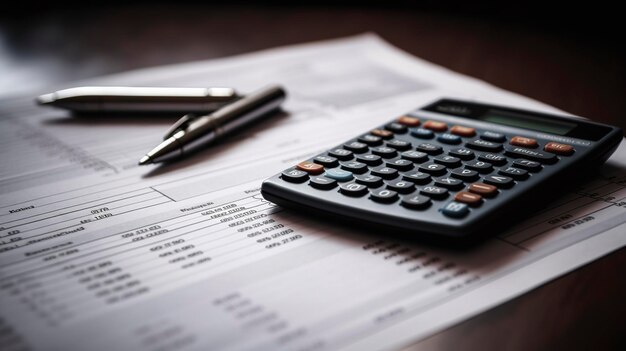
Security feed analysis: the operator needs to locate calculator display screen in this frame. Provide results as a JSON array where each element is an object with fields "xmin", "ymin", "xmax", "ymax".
[{"xmin": 480, "ymin": 110, "xmax": 577, "ymax": 135}]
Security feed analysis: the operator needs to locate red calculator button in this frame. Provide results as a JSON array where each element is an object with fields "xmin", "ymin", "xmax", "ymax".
[
  {"xmin": 450, "ymin": 125, "xmax": 476, "ymax": 137},
  {"xmin": 397, "ymin": 116, "xmax": 420, "ymax": 127},
  {"xmin": 510, "ymin": 136, "xmax": 538, "ymax": 148},
  {"xmin": 296, "ymin": 161, "xmax": 324, "ymax": 175},
  {"xmin": 423, "ymin": 120, "xmax": 448, "ymax": 132},
  {"xmin": 544, "ymin": 142, "xmax": 574, "ymax": 156}
]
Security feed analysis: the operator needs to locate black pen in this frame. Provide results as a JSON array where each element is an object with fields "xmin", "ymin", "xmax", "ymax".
[
  {"xmin": 138, "ymin": 85, "xmax": 286, "ymax": 165},
  {"xmin": 36, "ymin": 86, "xmax": 240, "ymax": 113}
]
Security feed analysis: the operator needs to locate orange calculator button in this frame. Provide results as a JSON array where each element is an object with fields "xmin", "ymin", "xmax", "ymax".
[
  {"xmin": 454, "ymin": 191, "xmax": 482, "ymax": 206},
  {"xmin": 371, "ymin": 129, "xmax": 394, "ymax": 139},
  {"xmin": 544, "ymin": 142, "xmax": 574, "ymax": 156},
  {"xmin": 468, "ymin": 182, "xmax": 498, "ymax": 198},
  {"xmin": 423, "ymin": 120, "xmax": 448, "ymax": 132},
  {"xmin": 296, "ymin": 161, "xmax": 324, "ymax": 175},
  {"xmin": 510, "ymin": 136, "xmax": 538, "ymax": 148},
  {"xmin": 397, "ymin": 116, "xmax": 420, "ymax": 127},
  {"xmin": 450, "ymin": 125, "xmax": 476, "ymax": 137}
]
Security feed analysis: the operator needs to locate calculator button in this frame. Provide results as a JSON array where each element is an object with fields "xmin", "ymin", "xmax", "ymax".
[
  {"xmin": 386, "ymin": 139, "xmax": 412, "ymax": 150},
  {"xmin": 386, "ymin": 180, "xmax": 416, "ymax": 194},
  {"xmin": 402, "ymin": 171, "xmax": 432, "ymax": 185},
  {"xmin": 410, "ymin": 128, "xmax": 435, "ymax": 139},
  {"xmin": 433, "ymin": 155, "xmax": 461, "ymax": 168},
  {"xmin": 309, "ymin": 176, "xmax": 337, "ymax": 190},
  {"xmin": 465, "ymin": 160, "xmax": 493, "ymax": 173},
  {"xmin": 468, "ymin": 182, "xmax": 498, "ymax": 198},
  {"xmin": 328, "ymin": 148, "xmax": 353, "ymax": 160},
  {"xmin": 420, "ymin": 185, "xmax": 449, "ymax": 199},
  {"xmin": 450, "ymin": 125, "xmax": 476, "ymax": 137},
  {"xmin": 544, "ymin": 142, "xmax": 575, "ymax": 156},
  {"xmin": 356, "ymin": 154, "xmax": 382, "ymax": 166},
  {"xmin": 401, "ymin": 150, "xmax": 428, "ymax": 163},
  {"xmin": 371, "ymin": 129, "xmax": 394, "ymax": 139},
  {"xmin": 386, "ymin": 159, "xmax": 414, "ymax": 171},
  {"xmin": 341, "ymin": 161, "xmax": 368, "ymax": 174},
  {"xmin": 401, "ymin": 194, "xmax": 432, "ymax": 209},
  {"xmin": 454, "ymin": 191, "xmax": 482, "ymax": 206},
  {"xmin": 281, "ymin": 169, "xmax": 309, "ymax": 183},
  {"xmin": 498, "ymin": 166, "xmax": 529, "ymax": 180},
  {"xmin": 355, "ymin": 174, "xmax": 383, "ymax": 187},
  {"xmin": 385, "ymin": 122, "xmax": 408, "ymax": 133},
  {"xmin": 504, "ymin": 146, "xmax": 557, "ymax": 164},
  {"xmin": 358, "ymin": 134, "xmax": 382, "ymax": 146},
  {"xmin": 314, "ymin": 155, "xmax": 338, "ymax": 167},
  {"xmin": 466, "ymin": 139, "xmax": 503, "ymax": 152},
  {"xmin": 434, "ymin": 176, "xmax": 464, "ymax": 190},
  {"xmin": 296, "ymin": 161, "xmax": 324, "ymax": 175},
  {"xmin": 372, "ymin": 146, "xmax": 398, "ymax": 158},
  {"xmin": 397, "ymin": 116, "xmax": 420, "ymax": 126},
  {"xmin": 481, "ymin": 131, "xmax": 506, "ymax": 143},
  {"xmin": 440, "ymin": 201, "xmax": 469, "ymax": 218},
  {"xmin": 483, "ymin": 175, "xmax": 514, "ymax": 188},
  {"xmin": 450, "ymin": 168, "xmax": 479, "ymax": 182},
  {"xmin": 423, "ymin": 120, "xmax": 448, "ymax": 132},
  {"xmin": 478, "ymin": 153, "xmax": 507, "ymax": 166},
  {"xmin": 418, "ymin": 162, "xmax": 447, "ymax": 176},
  {"xmin": 339, "ymin": 182, "xmax": 368, "ymax": 197},
  {"xmin": 371, "ymin": 166, "xmax": 399, "ymax": 179},
  {"xmin": 513, "ymin": 159, "xmax": 542, "ymax": 172},
  {"xmin": 437, "ymin": 133, "xmax": 462, "ymax": 145},
  {"xmin": 448, "ymin": 148, "xmax": 475, "ymax": 160},
  {"xmin": 324, "ymin": 168, "xmax": 354, "ymax": 182},
  {"xmin": 343, "ymin": 141, "xmax": 369, "ymax": 153},
  {"xmin": 370, "ymin": 189, "xmax": 399, "ymax": 203},
  {"xmin": 510, "ymin": 136, "xmax": 538, "ymax": 148},
  {"xmin": 416, "ymin": 143, "xmax": 443, "ymax": 155}
]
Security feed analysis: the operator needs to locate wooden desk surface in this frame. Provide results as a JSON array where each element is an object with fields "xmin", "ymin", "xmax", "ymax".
[{"xmin": 1, "ymin": 4, "xmax": 624, "ymax": 350}]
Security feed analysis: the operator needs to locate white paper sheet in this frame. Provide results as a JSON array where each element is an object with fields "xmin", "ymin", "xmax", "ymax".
[{"xmin": 0, "ymin": 34, "xmax": 624, "ymax": 351}]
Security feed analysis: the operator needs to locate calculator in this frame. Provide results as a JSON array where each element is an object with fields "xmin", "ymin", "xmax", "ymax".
[{"xmin": 261, "ymin": 99, "xmax": 623, "ymax": 243}]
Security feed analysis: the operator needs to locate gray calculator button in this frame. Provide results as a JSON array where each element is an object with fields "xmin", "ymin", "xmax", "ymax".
[
  {"xmin": 401, "ymin": 194, "xmax": 432, "ymax": 209},
  {"xmin": 481, "ymin": 131, "xmax": 506, "ymax": 143},
  {"xmin": 314, "ymin": 155, "xmax": 338, "ymax": 167},
  {"xmin": 386, "ymin": 139, "xmax": 412, "ymax": 150},
  {"xmin": 465, "ymin": 160, "xmax": 493, "ymax": 173},
  {"xmin": 372, "ymin": 146, "xmax": 398, "ymax": 158},
  {"xmin": 402, "ymin": 171, "xmax": 431, "ymax": 185},
  {"xmin": 341, "ymin": 161, "xmax": 368, "ymax": 174},
  {"xmin": 420, "ymin": 185, "xmax": 449, "ymax": 199},
  {"xmin": 437, "ymin": 133, "xmax": 462, "ymax": 145},
  {"xmin": 504, "ymin": 146, "xmax": 557, "ymax": 164},
  {"xmin": 328, "ymin": 148, "xmax": 353, "ymax": 160},
  {"xmin": 371, "ymin": 166, "xmax": 399, "ymax": 179},
  {"xmin": 483, "ymin": 174, "xmax": 514, "ymax": 188},
  {"xmin": 433, "ymin": 155, "xmax": 461, "ymax": 168},
  {"xmin": 416, "ymin": 143, "xmax": 443, "ymax": 155},
  {"xmin": 434, "ymin": 176, "xmax": 464, "ymax": 190},
  {"xmin": 339, "ymin": 182, "xmax": 368, "ymax": 196},
  {"xmin": 499, "ymin": 166, "xmax": 529, "ymax": 180},
  {"xmin": 386, "ymin": 159, "xmax": 414, "ymax": 171},
  {"xmin": 401, "ymin": 150, "xmax": 428, "ymax": 163},
  {"xmin": 418, "ymin": 162, "xmax": 447, "ymax": 176},
  {"xmin": 513, "ymin": 159, "xmax": 542, "ymax": 172},
  {"xmin": 370, "ymin": 188, "xmax": 399, "ymax": 203},
  {"xmin": 343, "ymin": 141, "xmax": 368, "ymax": 153},
  {"xmin": 356, "ymin": 154, "xmax": 382, "ymax": 166},
  {"xmin": 281, "ymin": 169, "xmax": 309, "ymax": 183},
  {"xmin": 385, "ymin": 122, "xmax": 407, "ymax": 133},
  {"xmin": 478, "ymin": 153, "xmax": 507, "ymax": 166},
  {"xmin": 466, "ymin": 139, "xmax": 503, "ymax": 152},
  {"xmin": 386, "ymin": 180, "xmax": 415, "ymax": 194},
  {"xmin": 355, "ymin": 174, "xmax": 383, "ymax": 187},
  {"xmin": 450, "ymin": 168, "xmax": 479, "ymax": 181},
  {"xmin": 358, "ymin": 134, "xmax": 382, "ymax": 146},
  {"xmin": 448, "ymin": 147, "xmax": 475, "ymax": 160},
  {"xmin": 309, "ymin": 176, "xmax": 337, "ymax": 190},
  {"xmin": 410, "ymin": 128, "xmax": 435, "ymax": 139},
  {"xmin": 440, "ymin": 201, "xmax": 469, "ymax": 218}
]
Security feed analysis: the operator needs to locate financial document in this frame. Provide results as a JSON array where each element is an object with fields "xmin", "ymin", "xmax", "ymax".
[{"xmin": 1, "ymin": 34, "xmax": 625, "ymax": 351}]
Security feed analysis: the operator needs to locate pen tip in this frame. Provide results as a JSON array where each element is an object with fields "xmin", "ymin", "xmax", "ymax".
[
  {"xmin": 36, "ymin": 93, "xmax": 55, "ymax": 105},
  {"xmin": 138, "ymin": 156, "xmax": 152, "ymax": 166}
]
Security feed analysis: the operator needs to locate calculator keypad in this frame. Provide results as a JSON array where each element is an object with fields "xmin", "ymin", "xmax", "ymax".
[{"xmin": 275, "ymin": 113, "xmax": 580, "ymax": 224}]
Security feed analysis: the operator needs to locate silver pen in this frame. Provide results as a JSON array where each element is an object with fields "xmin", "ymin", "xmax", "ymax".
[
  {"xmin": 36, "ymin": 86, "xmax": 240, "ymax": 113},
  {"xmin": 138, "ymin": 85, "xmax": 286, "ymax": 165}
]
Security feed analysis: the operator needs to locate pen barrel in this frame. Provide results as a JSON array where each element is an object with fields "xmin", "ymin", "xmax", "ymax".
[{"xmin": 179, "ymin": 85, "xmax": 287, "ymax": 156}]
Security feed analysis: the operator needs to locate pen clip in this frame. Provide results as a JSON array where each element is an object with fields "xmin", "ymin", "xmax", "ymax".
[{"xmin": 163, "ymin": 113, "xmax": 197, "ymax": 139}]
